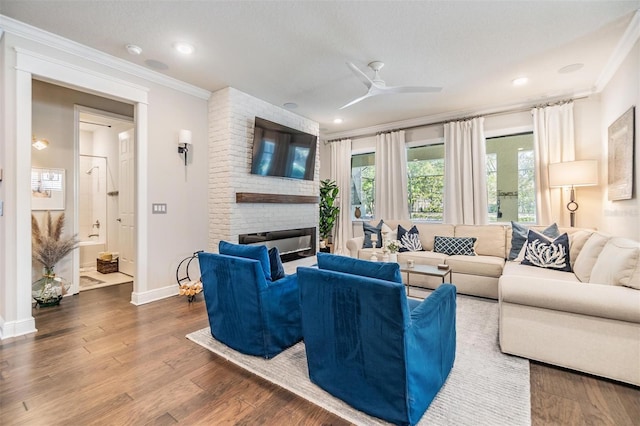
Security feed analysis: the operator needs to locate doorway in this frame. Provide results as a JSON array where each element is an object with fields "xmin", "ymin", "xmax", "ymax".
[{"xmin": 75, "ymin": 107, "xmax": 135, "ymax": 292}]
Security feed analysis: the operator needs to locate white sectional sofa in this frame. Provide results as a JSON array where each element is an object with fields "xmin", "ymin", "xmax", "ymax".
[{"xmin": 346, "ymin": 221, "xmax": 640, "ymax": 386}]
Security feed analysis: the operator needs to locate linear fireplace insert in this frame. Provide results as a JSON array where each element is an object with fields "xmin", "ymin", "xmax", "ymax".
[{"xmin": 238, "ymin": 227, "xmax": 316, "ymax": 263}]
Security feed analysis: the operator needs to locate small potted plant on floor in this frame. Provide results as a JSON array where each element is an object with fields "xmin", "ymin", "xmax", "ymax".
[
  {"xmin": 31, "ymin": 211, "xmax": 78, "ymax": 307},
  {"xmin": 319, "ymin": 179, "xmax": 340, "ymax": 250}
]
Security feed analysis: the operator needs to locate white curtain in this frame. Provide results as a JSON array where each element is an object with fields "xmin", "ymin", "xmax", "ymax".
[
  {"xmin": 532, "ymin": 102, "xmax": 575, "ymax": 225},
  {"xmin": 375, "ymin": 130, "xmax": 410, "ymax": 220},
  {"xmin": 443, "ymin": 117, "xmax": 488, "ymax": 224},
  {"xmin": 330, "ymin": 138, "xmax": 352, "ymax": 255}
]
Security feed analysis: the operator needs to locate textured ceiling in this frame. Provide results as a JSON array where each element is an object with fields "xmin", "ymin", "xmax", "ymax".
[{"xmin": 1, "ymin": 1, "xmax": 639, "ymax": 135}]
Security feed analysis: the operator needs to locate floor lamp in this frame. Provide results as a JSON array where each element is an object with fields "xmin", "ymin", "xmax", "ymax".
[{"xmin": 548, "ymin": 160, "xmax": 599, "ymax": 227}]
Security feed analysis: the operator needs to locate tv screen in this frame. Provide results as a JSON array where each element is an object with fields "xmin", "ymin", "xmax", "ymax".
[{"xmin": 250, "ymin": 117, "xmax": 317, "ymax": 181}]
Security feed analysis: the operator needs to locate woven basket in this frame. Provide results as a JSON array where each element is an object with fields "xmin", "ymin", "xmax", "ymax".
[{"xmin": 97, "ymin": 258, "xmax": 119, "ymax": 274}]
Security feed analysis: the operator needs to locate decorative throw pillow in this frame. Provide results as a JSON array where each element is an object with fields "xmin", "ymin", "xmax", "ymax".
[
  {"xmin": 268, "ymin": 247, "xmax": 286, "ymax": 281},
  {"xmin": 219, "ymin": 240, "xmax": 272, "ymax": 282},
  {"xmin": 363, "ymin": 220, "xmax": 384, "ymax": 248},
  {"xmin": 521, "ymin": 230, "xmax": 571, "ymax": 272},
  {"xmin": 509, "ymin": 222, "xmax": 559, "ymax": 260},
  {"xmin": 434, "ymin": 236, "xmax": 477, "ymax": 256},
  {"xmin": 397, "ymin": 225, "xmax": 422, "ymax": 252}
]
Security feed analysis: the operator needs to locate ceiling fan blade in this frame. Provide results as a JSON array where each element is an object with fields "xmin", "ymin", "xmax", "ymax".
[
  {"xmin": 339, "ymin": 93, "xmax": 374, "ymax": 110},
  {"xmin": 346, "ymin": 62, "xmax": 373, "ymax": 89},
  {"xmin": 384, "ymin": 85, "xmax": 442, "ymax": 94}
]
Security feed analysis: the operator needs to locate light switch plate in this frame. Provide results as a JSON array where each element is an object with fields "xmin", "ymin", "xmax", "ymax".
[{"xmin": 152, "ymin": 203, "xmax": 167, "ymax": 214}]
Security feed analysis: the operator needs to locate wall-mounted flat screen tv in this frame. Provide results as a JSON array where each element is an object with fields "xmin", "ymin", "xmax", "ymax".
[{"xmin": 250, "ymin": 117, "xmax": 317, "ymax": 181}]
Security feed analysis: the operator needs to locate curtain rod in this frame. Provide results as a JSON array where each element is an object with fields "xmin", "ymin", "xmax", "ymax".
[{"xmin": 325, "ymin": 96, "xmax": 586, "ymax": 143}]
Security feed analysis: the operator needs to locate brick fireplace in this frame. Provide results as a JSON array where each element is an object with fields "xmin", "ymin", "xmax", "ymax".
[{"xmin": 208, "ymin": 87, "xmax": 320, "ymax": 253}]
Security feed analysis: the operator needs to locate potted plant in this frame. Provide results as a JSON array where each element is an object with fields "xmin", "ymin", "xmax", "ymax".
[
  {"xmin": 31, "ymin": 211, "xmax": 78, "ymax": 307},
  {"xmin": 319, "ymin": 179, "xmax": 340, "ymax": 248}
]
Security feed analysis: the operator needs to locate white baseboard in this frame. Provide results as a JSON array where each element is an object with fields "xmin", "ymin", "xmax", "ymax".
[
  {"xmin": 0, "ymin": 315, "xmax": 37, "ymax": 340},
  {"xmin": 130, "ymin": 284, "xmax": 178, "ymax": 306}
]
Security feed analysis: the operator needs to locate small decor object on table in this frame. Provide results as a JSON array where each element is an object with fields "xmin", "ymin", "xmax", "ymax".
[
  {"xmin": 386, "ymin": 239, "xmax": 401, "ymax": 263},
  {"xmin": 31, "ymin": 211, "xmax": 77, "ymax": 307},
  {"xmin": 176, "ymin": 251, "xmax": 203, "ymax": 303}
]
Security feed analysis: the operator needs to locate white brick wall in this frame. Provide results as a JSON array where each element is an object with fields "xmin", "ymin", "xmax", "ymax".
[{"xmin": 208, "ymin": 87, "xmax": 320, "ymax": 252}]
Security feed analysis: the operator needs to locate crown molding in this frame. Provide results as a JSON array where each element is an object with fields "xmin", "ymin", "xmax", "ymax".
[
  {"xmin": 595, "ymin": 9, "xmax": 640, "ymax": 92},
  {"xmin": 0, "ymin": 14, "xmax": 211, "ymax": 100}
]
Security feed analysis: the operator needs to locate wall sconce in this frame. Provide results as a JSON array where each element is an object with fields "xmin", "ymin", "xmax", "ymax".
[
  {"xmin": 32, "ymin": 137, "xmax": 49, "ymax": 150},
  {"xmin": 549, "ymin": 159, "xmax": 599, "ymax": 227},
  {"xmin": 178, "ymin": 129, "xmax": 192, "ymax": 166}
]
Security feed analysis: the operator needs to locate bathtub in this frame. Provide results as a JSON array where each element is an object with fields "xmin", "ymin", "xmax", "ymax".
[{"xmin": 79, "ymin": 241, "xmax": 106, "ymax": 269}]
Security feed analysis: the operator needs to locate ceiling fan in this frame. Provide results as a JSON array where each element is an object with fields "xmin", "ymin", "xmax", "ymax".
[{"xmin": 340, "ymin": 61, "xmax": 442, "ymax": 110}]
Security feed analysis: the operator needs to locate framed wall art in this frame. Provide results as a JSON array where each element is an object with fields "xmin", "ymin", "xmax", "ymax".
[
  {"xmin": 608, "ymin": 106, "xmax": 635, "ymax": 201},
  {"xmin": 31, "ymin": 168, "xmax": 65, "ymax": 210}
]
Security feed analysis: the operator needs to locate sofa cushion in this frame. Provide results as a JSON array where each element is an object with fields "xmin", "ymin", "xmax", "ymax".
[
  {"xmin": 446, "ymin": 255, "xmax": 504, "ymax": 278},
  {"xmin": 568, "ymin": 230, "xmax": 594, "ymax": 268},
  {"xmin": 317, "ymin": 252, "xmax": 402, "ymax": 283},
  {"xmin": 398, "ymin": 225, "xmax": 423, "ymax": 252},
  {"xmin": 363, "ymin": 220, "xmax": 384, "ymax": 248},
  {"xmin": 499, "ymin": 277, "xmax": 640, "ymax": 324},
  {"xmin": 434, "ymin": 236, "xmax": 477, "ymax": 256},
  {"xmin": 521, "ymin": 231, "xmax": 571, "ymax": 272},
  {"xmin": 573, "ymin": 232, "xmax": 610, "ymax": 282},
  {"xmin": 413, "ymin": 223, "xmax": 455, "ymax": 251},
  {"xmin": 268, "ymin": 247, "xmax": 286, "ymax": 281},
  {"xmin": 219, "ymin": 240, "xmax": 272, "ymax": 282},
  {"xmin": 456, "ymin": 225, "xmax": 507, "ymax": 258},
  {"xmin": 502, "ymin": 261, "xmax": 580, "ymax": 282},
  {"xmin": 589, "ymin": 238, "xmax": 640, "ymax": 289},
  {"xmin": 397, "ymin": 251, "xmax": 448, "ymax": 265},
  {"xmin": 509, "ymin": 222, "xmax": 559, "ymax": 260}
]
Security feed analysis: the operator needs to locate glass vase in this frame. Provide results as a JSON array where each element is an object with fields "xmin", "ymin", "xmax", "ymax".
[{"xmin": 32, "ymin": 267, "xmax": 70, "ymax": 307}]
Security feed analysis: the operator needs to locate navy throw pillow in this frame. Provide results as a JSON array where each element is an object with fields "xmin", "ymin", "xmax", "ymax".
[
  {"xmin": 268, "ymin": 247, "xmax": 286, "ymax": 281},
  {"xmin": 363, "ymin": 220, "xmax": 384, "ymax": 248},
  {"xmin": 509, "ymin": 222, "xmax": 559, "ymax": 260},
  {"xmin": 521, "ymin": 230, "xmax": 571, "ymax": 272},
  {"xmin": 219, "ymin": 240, "xmax": 272, "ymax": 282},
  {"xmin": 397, "ymin": 225, "xmax": 423, "ymax": 252},
  {"xmin": 434, "ymin": 236, "xmax": 477, "ymax": 256}
]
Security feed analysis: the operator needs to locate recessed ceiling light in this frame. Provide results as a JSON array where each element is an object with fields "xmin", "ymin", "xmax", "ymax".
[
  {"xmin": 125, "ymin": 44, "xmax": 142, "ymax": 55},
  {"xmin": 512, "ymin": 77, "xmax": 529, "ymax": 86},
  {"xmin": 283, "ymin": 102, "xmax": 298, "ymax": 109},
  {"xmin": 333, "ymin": 118, "xmax": 343, "ymax": 124},
  {"xmin": 173, "ymin": 42, "xmax": 194, "ymax": 55},
  {"xmin": 558, "ymin": 63, "xmax": 584, "ymax": 74}
]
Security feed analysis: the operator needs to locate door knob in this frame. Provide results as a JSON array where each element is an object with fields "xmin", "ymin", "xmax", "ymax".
[{"xmin": 116, "ymin": 218, "xmax": 122, "ymax": 222}]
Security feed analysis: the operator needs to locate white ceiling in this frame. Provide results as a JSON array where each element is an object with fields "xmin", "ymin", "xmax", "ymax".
[{"xmin": 1, "ymin": 1, "xmax": 639, "ymax": 136}]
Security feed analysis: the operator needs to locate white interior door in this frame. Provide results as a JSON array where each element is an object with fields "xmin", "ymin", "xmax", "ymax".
[{"xmin": 118, "ymin": 129, "xmax": 135, "ymax": 276}]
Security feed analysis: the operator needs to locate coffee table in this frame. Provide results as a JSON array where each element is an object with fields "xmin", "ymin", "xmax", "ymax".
[{"xmin": 399, "ymin": 263, "xmax": 452, "ymax": 297}]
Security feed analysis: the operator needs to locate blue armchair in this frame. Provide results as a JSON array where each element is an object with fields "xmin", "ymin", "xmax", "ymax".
[
  {"xmin": 198, "ymin": 242, "xmax": 302, "ymax": 359},
  {"xmin": 297, "ymin": 253, "xmax": 456, "ymax": 425}
]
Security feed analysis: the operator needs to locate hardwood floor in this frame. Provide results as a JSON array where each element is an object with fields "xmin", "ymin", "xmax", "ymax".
[{"xmin": 1, "ymin": 283, "xmax": 638, "ymax": 425}]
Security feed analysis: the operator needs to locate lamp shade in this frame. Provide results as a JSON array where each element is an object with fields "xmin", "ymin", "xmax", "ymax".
[
  {"xmin": 179, "ymin": 129, "xmax": 192, "ymax": 144},
  {"xmin": 549, "ymin": 160, "xmax": 598, "ymax": 188}
]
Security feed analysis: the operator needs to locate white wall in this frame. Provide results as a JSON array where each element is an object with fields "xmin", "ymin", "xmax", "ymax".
[
  {"xmin": 599, "ymin": 40, "xmax": 640, "ymax": 240},
  {"xmin": 208, "ymin": 87, "xmax": 319, "ymax": 250}
]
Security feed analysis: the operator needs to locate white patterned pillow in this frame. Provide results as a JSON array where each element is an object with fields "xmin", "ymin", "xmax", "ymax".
[
  {"xmin": 401, "ymin": 232, "xmax": 423, "ymax": 252},
  {"xmin": 521, "ymin": 230, "xmax": 571, "ymax": 272},
  {"xmin": 434, "ymin": 236, "xmax": 477, "ymax": 256}
]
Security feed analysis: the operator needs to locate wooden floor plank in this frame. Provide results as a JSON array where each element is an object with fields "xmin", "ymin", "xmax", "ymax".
[{"xmin": 1, "ymin": 282, "xmax": 638, "ymax": 426}]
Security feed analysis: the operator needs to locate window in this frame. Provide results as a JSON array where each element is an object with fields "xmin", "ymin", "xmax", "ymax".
[
  {"xmin": 351, "ymin": 152, "xmax": 375, "ymax": 220},
  {"xmin": 485, "ymin": 133, "xmax": 536, "ymax": 223},
  {"xmin": 406, "ymin": 144, "xmax": 445, "ymax": 221}
]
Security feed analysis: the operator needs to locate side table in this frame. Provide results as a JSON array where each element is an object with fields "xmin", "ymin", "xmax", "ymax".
[{"xmin": 398, "ymin": 263, "xmax": 452, "ymax": 297}]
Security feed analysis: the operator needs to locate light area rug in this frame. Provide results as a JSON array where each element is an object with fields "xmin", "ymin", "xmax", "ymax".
[{"xmin": 186, "ymin": 294, "xmax": 531, "ymax": 425}]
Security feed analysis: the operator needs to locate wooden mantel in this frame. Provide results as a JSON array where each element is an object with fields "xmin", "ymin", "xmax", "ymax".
[{"xmin": 236, "ymin": 192, "xmax": 319, "ymax": 204}]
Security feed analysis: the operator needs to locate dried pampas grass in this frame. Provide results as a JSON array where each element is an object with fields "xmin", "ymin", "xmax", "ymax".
[{"xmin": 32, "ymin": 211, "xmax": 78, "ymax": 270}]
